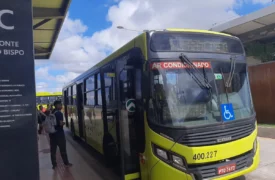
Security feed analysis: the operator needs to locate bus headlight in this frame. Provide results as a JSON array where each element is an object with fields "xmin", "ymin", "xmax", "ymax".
[
  {"xmin": 156, "ymin": 148, "xmax": 168, "ymax": 160},
  {"xmin": 152, "ymin": 144, "xmax": 187, "ymax": 171},
  {"xmin": 172, "ymin": 155, "xmax": 184, "ymax": 166}
]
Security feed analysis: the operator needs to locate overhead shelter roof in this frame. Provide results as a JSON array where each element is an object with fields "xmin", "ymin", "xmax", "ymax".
[
  {"xmin": 33, "ymin": 0, "xmax": 71, "ymax": 59},
  {"xmin": 210, "ymin": 4, "xmax": 275, "ymax": 44}
]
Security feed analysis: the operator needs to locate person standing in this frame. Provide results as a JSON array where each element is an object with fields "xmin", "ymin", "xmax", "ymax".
[
  {"xmin": 49, "ymin": 100, "xmax": 72, "ymax": 169},
  {"xmin": 37, "ymin": 105, "xmax": 46, "ymax": 134}
]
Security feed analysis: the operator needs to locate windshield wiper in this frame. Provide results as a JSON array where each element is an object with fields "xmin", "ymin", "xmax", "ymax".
[
  {"xmin": 225, "ymin": 55, "xmax": 237, "ymax": 88},
  {"xmin": 203, "ymin": 66, "xmax": 213, "ymax": 109},
  {"xmin": 220, "ymin": 55, "xmax": 237, "ymax": 102},
  {"xmin": 179, "ymin": 53, "xmax": 212, "ymax": 89}
]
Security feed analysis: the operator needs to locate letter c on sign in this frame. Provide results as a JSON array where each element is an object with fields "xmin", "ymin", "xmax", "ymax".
[{"xmin": 0, "ymin": 10, "xmax": 14, "ymax": 30}]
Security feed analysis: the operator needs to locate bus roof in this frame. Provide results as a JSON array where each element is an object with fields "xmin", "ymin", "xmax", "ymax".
[
  {"xmin": 36, "ymin": 92, "xmax": 62, "ymax": 96},
  {"xmin": 166, "ymin": 28, "xmax": 232, "ymax": 37},
  {"xmin": 63, "ymin": 28, "xmax": 234, "ymax": 89}
]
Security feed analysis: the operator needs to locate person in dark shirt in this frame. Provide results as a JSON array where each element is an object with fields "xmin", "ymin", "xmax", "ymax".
[
  {"xmin": 49, "ymin": 100, "xmax": 72, "ymax": 169},
  {"xmin": 37, "ymin": 105, "xmax": 46, "ymax": 134}
]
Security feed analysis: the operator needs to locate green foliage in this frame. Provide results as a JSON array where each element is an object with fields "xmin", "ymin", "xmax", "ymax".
[{"xmin": 245, "ymin": 42, "xmax": 275, "ymax": 62}]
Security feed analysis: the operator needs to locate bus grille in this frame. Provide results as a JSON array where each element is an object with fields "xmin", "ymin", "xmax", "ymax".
[
  {"xmin": 188, "ymin": 150, "xmax": 253, "ymax": 179},
  {"xmin": 179, "ymin": 122, "xmax": 255, "ymax": 146}
]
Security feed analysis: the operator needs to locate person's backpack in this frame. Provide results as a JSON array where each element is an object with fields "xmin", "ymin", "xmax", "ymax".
[{"xmin": 43, "ymin": 112, "xmax": 57, "ymax": 134}]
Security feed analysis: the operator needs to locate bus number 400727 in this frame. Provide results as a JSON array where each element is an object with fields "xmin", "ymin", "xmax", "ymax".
[{"xmin": 193, "ymin": 150, "xmax": 217, "ymax": 160}]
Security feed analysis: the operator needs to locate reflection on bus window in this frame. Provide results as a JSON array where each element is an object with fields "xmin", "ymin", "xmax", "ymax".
[
  {"xmin": 150, "ymin": 66, "xmax": 220, "ymax": 127},
  {"xmin": 214, "ymin": 62, "xmax": 253, "ymax": 120},
  {"xmin": 49, "ymin": 96, "xmax": 56, "ymax": 103},
  {"xmin": 36, "ymin": 97, "xmax": 41, "ymax": 104},
  {"xmin": 40, "ymin": 97, "xmax": 49, "ymax": 104}
]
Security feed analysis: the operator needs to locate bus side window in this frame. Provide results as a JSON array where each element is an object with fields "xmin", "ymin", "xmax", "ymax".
[
  {"xmin": 84, "ymin": 75, "xmax": 96, "ymax": 106},
  {"xmin": 104, "ymin": 73, "xmax": 116, "ymax": 106},
  {"xmin": 119, "ymin": 70, "xmax": 127, "ymax": 104},
  {"xmin": 68, "ymin": 86, "xmax": 72, "ymax": 105}
]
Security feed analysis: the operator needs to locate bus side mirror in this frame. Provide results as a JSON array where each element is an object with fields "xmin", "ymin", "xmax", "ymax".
[{"xmin": 142, "ymin": 72, "xmax": 149, "ymax": 99}]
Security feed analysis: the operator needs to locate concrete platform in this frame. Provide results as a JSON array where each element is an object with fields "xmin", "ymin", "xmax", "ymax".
[{"xmin": 244, "ymin": 137, "xmax": 275, "ymax": 180}]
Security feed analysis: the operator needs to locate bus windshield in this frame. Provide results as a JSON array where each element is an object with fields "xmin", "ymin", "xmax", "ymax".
[{"xmin": 148, "ymin": 61, "xmax": 254, "ymax": 127}]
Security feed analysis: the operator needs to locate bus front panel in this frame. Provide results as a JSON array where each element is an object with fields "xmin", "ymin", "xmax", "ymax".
[{"xmin": 143, "ymin": 31, "xmax": 259, "ymax": 179}]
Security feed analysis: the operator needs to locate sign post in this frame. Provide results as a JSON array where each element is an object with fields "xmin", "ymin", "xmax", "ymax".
[{"xmin": 0, "ymin": 0, "xmax": 39, "ymax": 179}]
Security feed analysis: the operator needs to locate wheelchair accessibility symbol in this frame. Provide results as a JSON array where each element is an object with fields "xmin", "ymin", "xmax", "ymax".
[{"xmin": 220, "ymin": 103, "xmax": 235, "ymax": 121}]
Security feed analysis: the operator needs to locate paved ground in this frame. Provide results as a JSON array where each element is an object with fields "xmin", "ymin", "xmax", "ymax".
[
  {"xmin": 243, "ymin": 137, "xmax": 275, "ymax": 180},
  {"xmin": 39, "ymin": 131, "xmax": 119, "ymax": 180}
]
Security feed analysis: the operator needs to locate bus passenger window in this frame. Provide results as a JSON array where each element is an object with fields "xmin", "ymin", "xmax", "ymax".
[
  {"xmin": 104, "ymin": 73, "xmax": 115, "ymax": 106},
  {"xmin": 97, "ymin": 90, "xmax": 102, "ymax": 106},
  {"xmin": 86, "ymin": 91, "xmax": 95, "ymax": 105},
  {"xmin": 120, "ymin": 70, "xmax": 127, "ymax": 103},
  {"xmin": 72, "ymin": 85, "xmax": 77, "ymax": 105},
  {"xmin": 84, "ymin": 76, "xmax": 96, "ymax": 106},
  {"xmin": 95, "ymin": 74, "xmax": 102, "ymax": 106}
]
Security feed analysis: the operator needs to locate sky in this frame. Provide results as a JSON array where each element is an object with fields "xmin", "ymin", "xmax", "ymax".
[{"xmin": 35, "ymin": 0, "xmax": 274, "ymax": 92}]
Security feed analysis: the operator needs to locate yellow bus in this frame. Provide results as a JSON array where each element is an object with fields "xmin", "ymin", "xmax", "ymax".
[
  {"xmin": 62, "ymin": 29, "xmax": 259, "ymax": 180},
  {"xmin": 36, "ymin": 92, "xmax": 62, "ymax": 110}
]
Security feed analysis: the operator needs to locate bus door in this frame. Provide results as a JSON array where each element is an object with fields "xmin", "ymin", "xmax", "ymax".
[
  {"xmin": 116, "ymin": 58, "xmax": 143, "ymax": 180},
  {"xmin": 63, "ymin": 89, "xmax": 69, "ymax": 127},
  {"xmin": 101, "ymin": 63, "xmax": 119, "ymax": 166},
  {"xmin": 77, "ymin": 83, "xmax": 85, "ymax": 140}
]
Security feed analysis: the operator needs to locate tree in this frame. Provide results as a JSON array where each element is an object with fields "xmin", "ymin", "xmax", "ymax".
[{"xmin": 245, "ymin": 42, "xmax": 275, "ymax": 62}]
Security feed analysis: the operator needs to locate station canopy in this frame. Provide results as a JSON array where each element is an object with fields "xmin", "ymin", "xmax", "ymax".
[
  {"xmin": 33, "ymin": 0, "xmax": 71, "ymax": 59},
  {"xmin": 210, "ymin": 4, "xmax": 275, "ymax": 44}
]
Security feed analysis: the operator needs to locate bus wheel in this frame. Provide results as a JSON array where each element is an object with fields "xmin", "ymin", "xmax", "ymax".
[{"xmin": 103, "ymin": 134, "xmax": 117, "ymax": 167}]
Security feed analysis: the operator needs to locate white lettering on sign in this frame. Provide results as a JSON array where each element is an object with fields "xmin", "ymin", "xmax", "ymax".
[
  {"xmin": 0, "ymin": 10, "xmax": 14, "ymax": 30},
  {"xmin": 0, "ymin": 41, "xmax": 19, "ymax": 47},
  {"xmin": 150, "ymin": 61, "xmax": 211, "ymax": 70},
  {"xmin": 3, "ymin": 49, "xmax": 24, "ymax": 56},
  {"xmin": 0, "ymin": 49, "xmax": 25, "ymax": 56}
]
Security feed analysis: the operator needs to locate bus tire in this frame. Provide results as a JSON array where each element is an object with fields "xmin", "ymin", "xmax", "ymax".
[{"xmin": 103, "ymin": 134, "xmax": 117, "ymax": 167}]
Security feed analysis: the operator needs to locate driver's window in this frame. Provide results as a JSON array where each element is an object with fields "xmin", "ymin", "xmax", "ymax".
[
  {"xmin": 153, "ymin": 74, "xmax": 165, "ymax": 101},
  {"xmin": 120, "ymin": 70, "xmax": 134, "ymax": 104},
  {"xmin": 120, "ymin": 70, "xmax": 127, "ymax": 103}
]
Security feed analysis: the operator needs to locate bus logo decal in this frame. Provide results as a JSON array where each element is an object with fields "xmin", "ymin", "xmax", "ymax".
[
  {"xmin": 126, "ymin": 99, "xmax": 136, "ymax": 112},
  {"xmin": 217, "ymin": 136, "xmax": 232, "ymax": 143}
]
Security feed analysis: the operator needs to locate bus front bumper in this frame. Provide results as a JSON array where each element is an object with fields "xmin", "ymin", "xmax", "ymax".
[
  {"xmin": 150, "ymin": 141, "xmax": 260, "ymax": 180},
  {"xmin": 210, "ymin": 141, "xmax": 260, "ymax": 180}
]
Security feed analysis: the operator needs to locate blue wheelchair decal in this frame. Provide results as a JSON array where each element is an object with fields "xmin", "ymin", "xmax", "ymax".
[{"xmin": 220, "ymin": 103, "xmax": 235, "ymax": 121}]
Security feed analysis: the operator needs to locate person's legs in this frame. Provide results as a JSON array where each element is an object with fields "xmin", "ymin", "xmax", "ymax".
[
  {"xmin": 38, "ymin": 123, "xmax": 43, "ymax": 134},
  {"xmin": 49, "ymin": 134, "xmax": 58, "ymax": 169},
  {"xmin": 57, "ymin": 132, "xmax": 72, "ymax": 166}
]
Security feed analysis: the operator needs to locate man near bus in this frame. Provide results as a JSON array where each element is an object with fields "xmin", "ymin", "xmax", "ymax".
[
  {"xmin": 49, "ymin": 100, "xmax": 72, "ymax": 169},
  {"xmin": 37, "ymin": 105, "xmax": 46, "ymax": 134}
]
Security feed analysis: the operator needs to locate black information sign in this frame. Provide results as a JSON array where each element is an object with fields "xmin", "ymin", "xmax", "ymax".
[{"xmin": 0, "ymin": 0, "xmax": 39, "ymax": 179}]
